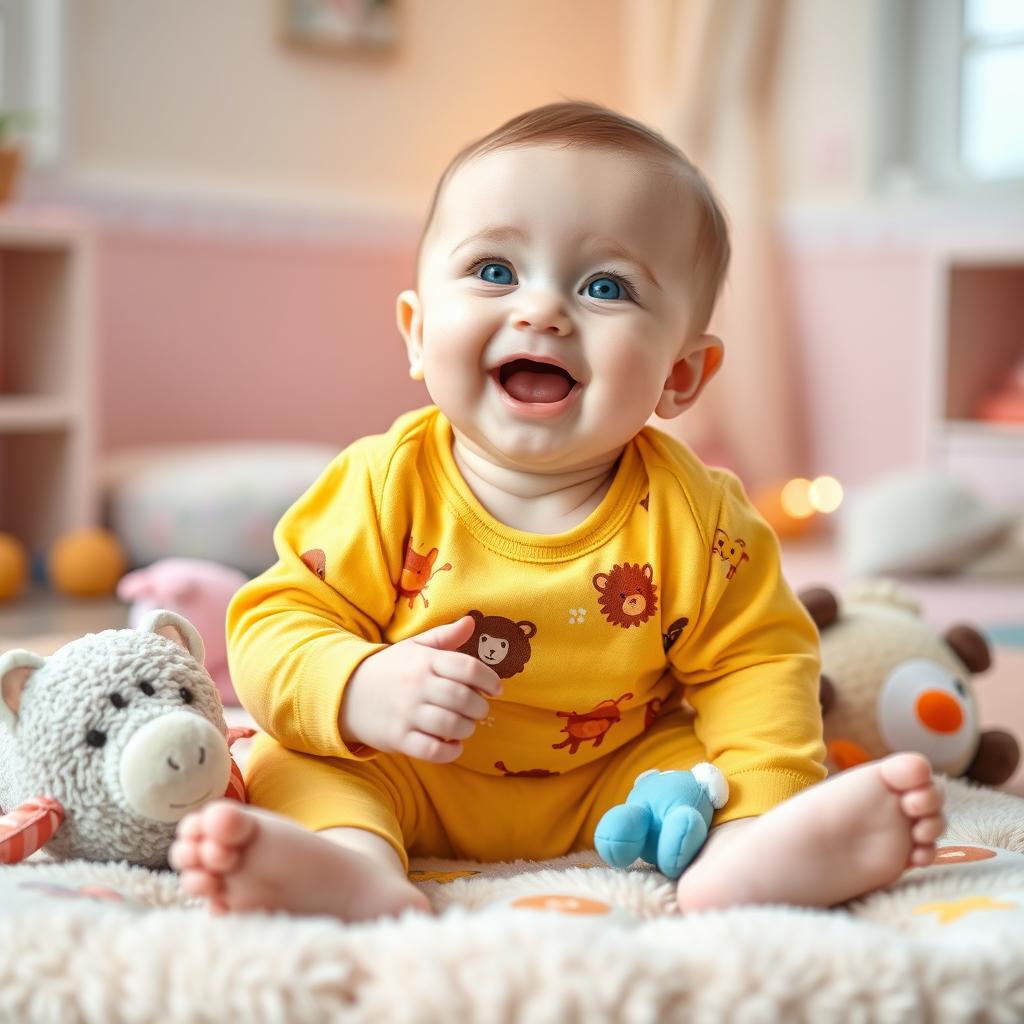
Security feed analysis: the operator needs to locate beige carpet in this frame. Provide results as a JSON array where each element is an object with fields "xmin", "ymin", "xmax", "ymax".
[{"xmin": 2, "ymin": 778, "xmax": 1024, "ymax": 1022}]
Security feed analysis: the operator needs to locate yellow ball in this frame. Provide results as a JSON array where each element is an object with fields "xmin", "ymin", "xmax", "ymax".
[
  {"xmin": 49, "ymin": 528, "xmax": 127, "ymax": 598},
  {"xmin": 0, "ymin": 532, "xmax": 29, "ymax": 602}
]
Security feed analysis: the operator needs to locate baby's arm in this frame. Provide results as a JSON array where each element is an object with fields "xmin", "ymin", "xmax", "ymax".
[
  {"xmin": 673, "ymin": 472, "xmax": 826, "ymax": 825},
  {"xmin": 340, "ymin": 615, "xmax": 500, "ymax": 763},
  {"xmin": 227, "ymin": 440, "xmax": 495, "ymax": 761}
]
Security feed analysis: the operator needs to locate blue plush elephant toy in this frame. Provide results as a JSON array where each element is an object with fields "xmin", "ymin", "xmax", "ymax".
[{"xmin": 595, "ymin": 764, "xmax": 729, "ymax": 879}]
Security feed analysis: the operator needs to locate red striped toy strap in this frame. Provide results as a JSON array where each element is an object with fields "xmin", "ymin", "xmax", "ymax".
[
  {"xmin": 226, "ymin": 726, "xmax": 256, "ymax": 748},
  {"xmin": 223, "ymin": 756, "xmax": 247, "ymax": 803},
  {"xmin": 0, "ymin": 797, "xmax": 65, "ymax": 865}
]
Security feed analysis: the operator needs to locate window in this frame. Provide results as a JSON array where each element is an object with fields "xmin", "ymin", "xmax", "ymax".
[
  {"xmin": 961, "ymin": 0, "xmax": 1024, "ymax": 179},
  {"xmin": 0, "ymin": 0, "xmax": 64, "ymax": 167},
  {"xmin": 876, "ymin": 0, "xmax": 1024, "ymax": 191}
]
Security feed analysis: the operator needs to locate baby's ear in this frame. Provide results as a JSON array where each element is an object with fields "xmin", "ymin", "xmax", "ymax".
[
  {"xmin": 397, "ymin": 290, "xmax": 425, "ymax": 382},
  {"xmin": 655, "ymin": 335, "xmax": 723, "ymax": 419},
  {"xmin": 139, "ymin": 610, "xmax": 205, "ymax": 665},
  {"xmin": 0, "ymin": 650, "xmax": 46, "ymax": 730}
]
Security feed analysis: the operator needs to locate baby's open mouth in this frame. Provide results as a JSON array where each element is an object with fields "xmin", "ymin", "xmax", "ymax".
[{"xmin": 496, "ymin": 359, "xmax": 578, "ymax": 404}]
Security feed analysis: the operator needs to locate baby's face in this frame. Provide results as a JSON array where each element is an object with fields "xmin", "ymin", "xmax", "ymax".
[{"xmin": 404, "ymin": 144, "xmax": 706, "ymax": 473}]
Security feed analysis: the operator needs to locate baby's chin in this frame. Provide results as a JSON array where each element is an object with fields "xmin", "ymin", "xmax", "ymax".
[{"xmin": 450, "ymin": 419, "xmax": 627, "ymax": 477}]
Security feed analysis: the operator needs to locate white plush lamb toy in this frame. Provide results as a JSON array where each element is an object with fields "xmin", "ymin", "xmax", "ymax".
[{"xmin": 0, "ymin": 611, "xmax": 250, "ymax": 868}]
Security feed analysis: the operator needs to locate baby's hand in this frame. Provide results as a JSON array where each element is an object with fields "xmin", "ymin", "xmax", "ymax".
[{"xmin": 338, "ymin": 616, "xmax": 501, "ymax": 764}]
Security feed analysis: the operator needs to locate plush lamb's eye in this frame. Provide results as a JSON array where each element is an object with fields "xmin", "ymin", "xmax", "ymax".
[
  {"xmin": 179, "ymin": 687, "xmax": 193, "ymax": 704},
  {"xmin": 109, "ymin": 693, "xmax": 127, "ymax": 709},
  {"xmin": 139, "ymin": 681, "xmax": 155, "ymax": 696},
  {"xmin": 86, "ymin": 729, "xmax": 107, "ymax": 748}
]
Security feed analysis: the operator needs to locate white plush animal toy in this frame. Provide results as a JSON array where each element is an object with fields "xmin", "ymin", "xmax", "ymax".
[
  {"xmin": 800, "ymin": 581, "xmax": 1019, "ymax": 785},
  {"xmin": 0, "ymin": 611, "xmax": 250, "ymax": 867}
]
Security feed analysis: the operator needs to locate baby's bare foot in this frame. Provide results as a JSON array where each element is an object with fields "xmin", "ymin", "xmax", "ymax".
[
  {"xmin": 676, "ymin": 752, "xmax": 945, "ymax": 912},
  {"xmin": 169, "ymin": 800, "xmax": 430, "ymax": 921}
]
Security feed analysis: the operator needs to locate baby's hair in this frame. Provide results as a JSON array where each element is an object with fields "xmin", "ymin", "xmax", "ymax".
[{"xmin": 419, "ymin": 100, "xmax": 731, "ymax": 335}]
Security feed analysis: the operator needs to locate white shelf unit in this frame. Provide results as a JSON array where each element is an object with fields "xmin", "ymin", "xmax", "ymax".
[
  {"xmin": 0, "ymin": 211, "xmax": 98, "ymax": 557},
  {"xmin": 927, "ymin": 248, "xmax": 1024, "ymax": 507}
]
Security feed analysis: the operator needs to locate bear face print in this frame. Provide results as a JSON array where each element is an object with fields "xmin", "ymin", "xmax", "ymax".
[{"xmin": 457, "ymin": 610, "xmax": 537, "ymax": 679}]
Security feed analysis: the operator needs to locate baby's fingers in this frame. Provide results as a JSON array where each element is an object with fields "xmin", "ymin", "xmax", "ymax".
[
  {"xmin": 430, "ymin": 650, "xmax": 502, "ymax": 696},
  {"xmin": 423, "ymin": 677, "xmax": 490, "ymax": 721},
  {"xmin": 412, "ymin": 705, "xmax": 477, "ymax": 742},
  {"xmin": 400, "ymin": 731, "xmax": 463, "ymax": 764}
]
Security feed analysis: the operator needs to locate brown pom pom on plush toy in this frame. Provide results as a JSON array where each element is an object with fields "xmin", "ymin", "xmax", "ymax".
[{"xmin": 800, "ymin": 580, "xmax": 1020, "ymax": 786}]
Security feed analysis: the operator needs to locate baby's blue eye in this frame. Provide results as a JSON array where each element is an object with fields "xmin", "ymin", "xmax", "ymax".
[
  {"xmin": 478, "ymin": 263, "xmax": 515, "ymax": 285},
  {"xmin": 587, "ymin": 277, "xmax": 624, "ymax": 300}
]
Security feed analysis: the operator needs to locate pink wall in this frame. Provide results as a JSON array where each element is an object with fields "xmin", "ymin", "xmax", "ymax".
[
  {"xmin": 97, "ymin": 227, "xmax": 430, "ymax": 451},
  {"xmin": 784, "ymin": 244, "xmax": 931, "ymax": 485},
  {"xmin": 95, "ymin": 221, "xmax": 940, "ymax": 493}
]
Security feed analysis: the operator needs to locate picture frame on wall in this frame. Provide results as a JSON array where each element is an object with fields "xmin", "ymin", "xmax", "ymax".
[{"xmin": 280, "ymin": 0, "xmax": 397, "ymax": 53}]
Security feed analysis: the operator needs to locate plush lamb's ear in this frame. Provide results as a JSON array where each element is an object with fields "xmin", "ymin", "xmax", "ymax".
[
  {"xmin": 691, "ymin": 762, "xmax": 729, "ymax": 809},
  {"xmin": 0, "ymin": 650, "xmax": 46, "ymax": 730},
  {"xmin": 139, "ymin": 610, "xmax": 205, "ymax": 665}
]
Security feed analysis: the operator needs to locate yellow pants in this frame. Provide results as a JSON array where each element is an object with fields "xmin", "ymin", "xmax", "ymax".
[{"xmin": 245, "ymin": 709, "xmax": 706, "ymax": 869}]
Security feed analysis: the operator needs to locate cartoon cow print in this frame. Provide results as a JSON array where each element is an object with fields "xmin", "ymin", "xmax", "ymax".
[
  {"xmin": 457, "ymin": 610, "xmax": 537, "ymax": 679},
  {"xmin": 592, "ymin": 563, "xmax": 658, "ymax": 628},
  {"xmin": 713, "ymin": 529, "xmax": 749, "ymax": 580}
]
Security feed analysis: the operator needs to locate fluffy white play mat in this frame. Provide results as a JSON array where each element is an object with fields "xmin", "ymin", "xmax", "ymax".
[{"xmin": 2, "ymin": 777, "xmax": 1024, "ymax": 1022}]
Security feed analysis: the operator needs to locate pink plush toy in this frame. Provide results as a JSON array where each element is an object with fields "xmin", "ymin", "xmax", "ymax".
[{"xmin": 117, "ymin": 558, "xmax": 248, "ymax": 706}]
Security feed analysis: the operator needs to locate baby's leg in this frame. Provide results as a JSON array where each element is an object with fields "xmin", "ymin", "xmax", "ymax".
[
  {"xmin": 169, "ymin": 802, "xmax": 429, "ymax": 920},
  {"xmin": 170, "ymin": 734, "xmax": 429, "ymax": 919},
  {"xmin": 676, "ymin": 752, "xmax": 944, "ymax": 912}
]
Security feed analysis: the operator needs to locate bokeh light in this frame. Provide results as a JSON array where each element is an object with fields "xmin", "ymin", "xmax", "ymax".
[
  {"xmin": 780, "ymin": 478, "xmax": 815, "ymax": 520},
  {"xmin": 808, "ymin": 475, "xmax": 844, "ymax": 514}
]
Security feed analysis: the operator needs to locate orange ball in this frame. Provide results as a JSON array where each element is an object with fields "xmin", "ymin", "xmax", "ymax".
[
  {"xmin": 0, "ymin": 532, "xmax": 29, "ymax": 602},
  {"xmin": 48, "ymin": 528, "xmax": 127, "ymax": 598}
]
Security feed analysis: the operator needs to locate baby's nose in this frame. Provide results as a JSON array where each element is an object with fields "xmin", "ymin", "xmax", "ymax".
[{"xmin": 510, "ymin": 294, "xmax": 572, "ymax": 337}]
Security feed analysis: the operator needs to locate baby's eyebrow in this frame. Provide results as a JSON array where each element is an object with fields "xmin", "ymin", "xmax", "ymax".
[
  {"xmin": 449, "ymin": 225, "xmax": 528, "ymax": 258},
  {"xmin": 582, "ymin": 235, "xmax": 662, "ymax": 291}
]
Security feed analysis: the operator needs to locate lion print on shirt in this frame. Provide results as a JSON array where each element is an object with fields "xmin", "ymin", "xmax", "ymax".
[{"xmin": 592, "ymin": 562, "xmax": 658, "ymax": 628}]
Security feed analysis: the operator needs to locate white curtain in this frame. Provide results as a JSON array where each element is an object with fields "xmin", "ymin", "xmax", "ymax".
[{"xmin": 629, "ymin": 0, "xmax": 807, "ymax": 489}]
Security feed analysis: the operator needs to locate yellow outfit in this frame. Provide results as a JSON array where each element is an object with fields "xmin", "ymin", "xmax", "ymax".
[{"xmin": 228, "ymin": 406, "xmax": 826, "ymax": 867}]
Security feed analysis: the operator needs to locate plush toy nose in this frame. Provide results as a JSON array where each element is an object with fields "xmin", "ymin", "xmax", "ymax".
[
  {"xmin": 119, "ymin": 712, "xmax": 231, "ymax": 822},
  {"xmin": 915, "ymin": 690, "xmax": 964, "ymax": 734}
]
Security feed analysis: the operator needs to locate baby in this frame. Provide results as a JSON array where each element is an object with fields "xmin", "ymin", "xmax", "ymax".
[{"xmin": 170, "ymin": 101, "xmax": 944, "ymax": 920}]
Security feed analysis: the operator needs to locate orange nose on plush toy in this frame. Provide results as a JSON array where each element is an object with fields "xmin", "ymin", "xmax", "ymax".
[{"xmin": 916, "ymin": 690, "xmax": 964, "ymax": 733}]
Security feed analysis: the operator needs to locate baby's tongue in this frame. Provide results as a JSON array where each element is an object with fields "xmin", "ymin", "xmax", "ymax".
[{"xmin": 500, "ymin": 360, "xmax": 574, "ymax": 404}]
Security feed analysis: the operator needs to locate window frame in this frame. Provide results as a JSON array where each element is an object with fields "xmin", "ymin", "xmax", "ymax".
[
  {"xmin": 873, "ymin": 0, "xmax": 1024, "ymax": 195},
  {"xmin": 0, "ymin": 0, "xmax": 65, "ymax": 168}
]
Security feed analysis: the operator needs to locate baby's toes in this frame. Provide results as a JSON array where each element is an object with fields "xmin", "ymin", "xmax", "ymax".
[
  {"xmin": 879, "ymin": 752, "xmax": 933, "ymax": 794},
  {"xmin": 168, "ymin": 836, "xmax": 201, "ymax": 871},
  {"xmin": 901, "ymin": 784, "xmax": 943, "ymax": 819},
  {"xmin": 909, "ymin": 845, "xmax": 938, "ymax": 868},
  {"xmin": 179, "ymin": 866, "xmax": 223, "ymax": 899},
  {"xmin": 911, "ymin": 813, "xmax": 945, "ymax": 845},
  {"xmin": 198, "ymin": 836, "xmax": 242, "ymax": 873},
  {"xmin": 198, "ymin": 800, "xmax": 259, "ymax": 851},
  {"xmin": 175, "ymin": 810, "xmax": 205, "ymax": 841}
]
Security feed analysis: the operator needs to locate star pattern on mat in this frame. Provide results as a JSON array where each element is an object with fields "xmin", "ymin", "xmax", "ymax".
[{"xmin": 913, "ymin": 895, "xmax": 1019, "ymax": 925}]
